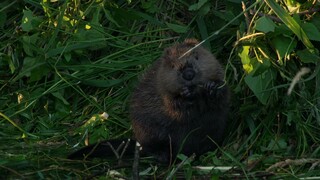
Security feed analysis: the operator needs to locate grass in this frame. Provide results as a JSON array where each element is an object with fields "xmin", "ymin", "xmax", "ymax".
[{"xmin": 1, "ymin": 0, "xmax": 320, "ymax": 179}]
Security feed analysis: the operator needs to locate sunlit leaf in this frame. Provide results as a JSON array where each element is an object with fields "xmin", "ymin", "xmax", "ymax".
[{"xmin": 239, "ymin": 46, "xmax": 253, "ymax": 73}]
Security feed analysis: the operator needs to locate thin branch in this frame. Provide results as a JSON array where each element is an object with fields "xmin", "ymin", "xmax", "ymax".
[
  {"xmin": 132, "ymin": 141, "xmax": 141, "ymax": 180},
  {"xmin": 0, "ymin": 165, "xmax": 24, "ymax": 178},
  {"xmin": 266, "ymin": 158, "xmax": 320, "ymax": 172}
]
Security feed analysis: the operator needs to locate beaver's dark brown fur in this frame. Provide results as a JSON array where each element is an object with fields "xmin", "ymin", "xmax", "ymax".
[
  {"xmin": 130, "ymin": 39, "xmax": 229, "ymax": 163},
  {"xmin": 68, "ymin": 39, "xmax": 229, "ymax": 163}
]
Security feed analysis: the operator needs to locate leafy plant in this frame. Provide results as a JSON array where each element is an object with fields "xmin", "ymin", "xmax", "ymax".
[{"xmin": 1, "ymin": 0, "xmax": 320, "ymax": 179}]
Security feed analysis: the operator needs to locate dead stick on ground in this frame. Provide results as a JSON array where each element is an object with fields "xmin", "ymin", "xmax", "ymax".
[
  {"xmin": 266, "ymin": 158, "xmax": 320, "ymax": 172},
  {"xmin": 132, "ymin": 141, "xmax": 141, "ymax": 180},
  {"xmin": 106, "ymin": 139, "xmax": 132, "ymax": 165},
  {"xmin": 120, "ymin": 139, "xmax": 131, "ymax": 159}
]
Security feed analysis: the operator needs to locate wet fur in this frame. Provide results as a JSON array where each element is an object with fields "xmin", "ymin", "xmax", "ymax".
[{"xmin": 130, "ymin": 39, "xmax": 229, "ymax": 163}]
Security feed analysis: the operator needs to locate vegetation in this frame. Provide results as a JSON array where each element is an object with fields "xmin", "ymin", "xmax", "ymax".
[{"xmin": 1, "ymin": 0, "xmax": 320, "ymax": 179}]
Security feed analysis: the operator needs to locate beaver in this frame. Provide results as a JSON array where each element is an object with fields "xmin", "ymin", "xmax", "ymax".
[
  {"xmin": 130, "ymin": 39, "xmax": 229, "ymax": 163},
  {"xmin": 68, "ymin": 39, "xmax": 229, "ymax": 163}
]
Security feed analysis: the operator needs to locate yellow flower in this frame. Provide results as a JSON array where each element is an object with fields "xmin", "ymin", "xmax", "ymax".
[{"xmin": 85, "ymin": 24, "xmax": 91, "ymax": 30}]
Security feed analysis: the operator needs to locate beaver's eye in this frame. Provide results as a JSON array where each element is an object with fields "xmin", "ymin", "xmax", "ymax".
[{"xmin": 194, "ymin": 53, "xmax": 199, "ymax": 60}]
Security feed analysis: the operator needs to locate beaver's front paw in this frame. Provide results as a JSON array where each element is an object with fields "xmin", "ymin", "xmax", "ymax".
[
  {"xmin": 180, "ymin": 86, "xmax": 196, "ymax": 99},
  {"xmin": 204, "ymin": 81, "xmax": 225, "ymax": 98}
]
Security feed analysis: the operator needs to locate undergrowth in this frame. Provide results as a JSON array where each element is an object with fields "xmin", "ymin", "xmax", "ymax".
[{"xmin": 1, "ymin": 0, "xmax": 320, "ymax": 179}]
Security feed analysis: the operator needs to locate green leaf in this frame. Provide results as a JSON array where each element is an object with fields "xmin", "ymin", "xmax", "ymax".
[
  {"xmin": 255, "ymin": 16, "xmax": 276, "ymax": 33},
  {"xmin": 21, "ymin": 9, "xmax": 34, "ymax": 32},
  {"xmin": 301, "ymin": 23, "xmax": 320, "ymax": 41},
  {"xmin": 189, "ymin": 0, "xmax": 208, "ymax": 11},
  {"xmin": 244, "ymin": 69, "xmax": 276, "ymax": 105},
  {"xmin": 1, "ymin": 54, "xmax": 15, "ymax": 74},
  {"xmin": 250, "ymin": 57, "xmax": 271, "ymax": 76},
  {"xmin": 296, "ymin": 49, "xmax": 320, "ymax": 63},
  {"xmin": 21, "ymin": 56, "xmax": 36, "ymax": 77},
  {"xmin": 274, "ymin": 24, "xmax": 293, "ymax": 36},
  {"xmin": 166, "ymin": 23, "xmax": 188, "ymax": 33},
  {"xmin": 103, "ymin": 8, "xmax": 120, "ymax": 27},
  {"xmin": 271, "ymin": 35, "xmax": 297, "ymax": 60},
  {"xmin": 309, "ymin": 14, "xmax": 320, "ymax": 31},
  {"xmin": 198, "ymin": 2, "xmax": 211, "ymax": 16},
  {"xmin": 64, "ymin": 53, "xmax": 71, "ymax": 62},
  {"xmin": 19, "ymin": 56, "xmax": 49, "ymax": 82},
  {"xmin": 52, "ymin": 92, "xmax": 69, "ymax": 105},
  {"xmin": 262, "ymin": 138, "xmax": 287, "ymax": 151},
  {"xmin": 21, "ymin": 9, "xmax": 41, "ymax": 32},
  {"xmin": 286, "ymin": 111, "xmax": 296, "ymax": 126},
  {"xmin": 22, "ymin": 34, "xmax": 39, "ymax": 56},
  {"xmin": 141, "ymin": 0, "xmax": 159, "ymax": 13},
  {"xmin": 213, "ymin": 11, "xmax": 238, "ymax": 25},
  {"xmin": 29, "ymin": 64, "xmax": 50, "ymax": 82},
  {"xmin": 127, "ymin": 10, "xmax": 163, "ymax": 26}
]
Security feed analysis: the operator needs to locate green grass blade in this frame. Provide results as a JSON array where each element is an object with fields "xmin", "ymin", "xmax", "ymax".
[{"xmin": 0, "ymin": 112, "xmax": 38, "ymax": 138}]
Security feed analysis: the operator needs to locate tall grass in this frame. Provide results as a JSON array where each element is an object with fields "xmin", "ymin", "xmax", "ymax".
[{"xmin": 1, "ymin": 0, "xmax": 320, "ymax": 178}]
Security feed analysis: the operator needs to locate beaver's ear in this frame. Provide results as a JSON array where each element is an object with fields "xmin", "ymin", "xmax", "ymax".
[
  {"xmin": 163, "ymin": 46, "xmax": 178, "ymax": 60},
  {"xmin": 163, "ymin": 47, "xmax": 173, "ymax": 57},
  {"xmin": 160, "ymin": 48, "xmax": 175, "ymax": 68},
  {"xmin": 183, "ymin": 38, "xmax": 199, "ymax": 46}
]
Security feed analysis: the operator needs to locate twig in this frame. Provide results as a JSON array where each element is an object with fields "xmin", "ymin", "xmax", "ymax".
[
  {"xmin": 132, "ymin": 141, "xmax": 141, "ymax": 180},
  {"xmin": 83, "ymin": 142, "xmax": 101, "ymax": 160},
  {"xmin": 250, "ymin": 9, "xmax": 282, "ymax": 23},
  {"xmin": 0, "ymin": 165, "xmax": 24, "ymax": 178},
  {"xmin": 23, "ymin": 166, "xmax": 88, "ymax": 176},
  {"xmin": 242, "ymin": 1, "xmax": 250, "ymax": 30},
  {"xmin": 266, "ymin": 158, "xmax": 320, "ymax": 172},
  {"xmin": 169, "ymin": 135, "xmax": 173, "ymax": 166},
  {"xmin": 107, "ymin": 141, "xmax": 122, "ymax": 159},
  {"xmin": 296, "ymin": 7, "xmax": 320, "ymax": 16},
  {"xmin": 106, "ymin": 139, "xmax": 132, "ymax": 165},
  {"xmin": 120, "ymin": 139, "xmax": 131, "ymax": 159}
]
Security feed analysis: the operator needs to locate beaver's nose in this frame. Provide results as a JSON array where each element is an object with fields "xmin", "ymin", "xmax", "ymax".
[{"xmin": 182, "ymin": 67, "xmax": 195, "ymax": 81}]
